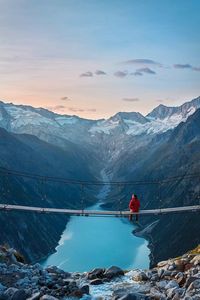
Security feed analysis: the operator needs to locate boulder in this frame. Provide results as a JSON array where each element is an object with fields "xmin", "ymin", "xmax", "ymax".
[
  {"xmin": 104, "ymin": 266, "xmax": 124, "ymax": 279},
  {"xmin": 165, "ymin": 280, "xmax": 179, "ymax": 290},
  {"xmin": 40, "ymin": 296, "xmax": 59, "ymax": 300},
  {"xmin": 118, "ymin": 293, "xmax": 150, "ymax": 300},
  {"xmin": 90, "ymin": 279, "xmax": 103, "ymax": 285},
  {"xmin": 10, "ymin": 289, "xmax": 27, "ymax": 300},
  {"xmin": 132, "ymin": 271, "xmax": 148, "ymax": 282},
  {"xmin": 3, "ymin": 288, "xmax": 18, "ymax": 299},
  {"xmin": 80, "ymin": 285, "xmax": 90, "ymax": 294},
  {"xmin": 27, "ymin": 292, "xmax": 41, "ymax": 300},
  {"xmin": 185, "ymin": 277, "xmax": 200, "ymax": 288},
  {"xmin": 87, "ymin": 268, "xmax": 105, "ymax": 280}
]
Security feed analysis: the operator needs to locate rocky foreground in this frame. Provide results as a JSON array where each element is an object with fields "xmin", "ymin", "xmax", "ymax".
[{"xmin": 1, "ymin": 246, "xmax": 200, "ymax": 300}]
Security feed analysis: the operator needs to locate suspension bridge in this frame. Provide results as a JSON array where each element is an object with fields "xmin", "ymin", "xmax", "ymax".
[
  {"xmin": 0, "ymin": 203, "xmax": 200, "ymax": 216},
  {"xmin": 0, "ymin": 167, "xmax": 200, "ymax": 217}
]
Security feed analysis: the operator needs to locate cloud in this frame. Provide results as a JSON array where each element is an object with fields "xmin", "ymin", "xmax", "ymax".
[
  {"xmin": 61, "ymin": 96, "xmax": 71, "ymax": 101},
  {"xmin": 46, "ymin": 105, "xmax": 66, "ymax": 112},
  {"xmin": 123, "ymin": 58, "xmax": 161, "ymax": 67},
  {"xmin": 136, "ymin": 67, "xmax": 156, "ymax": 75},
  {"xmin": 122, "ymin": 98, "xmax": 140, "ymax": 102},
  {"xmin": 95, "ymin": 70, "xmax": 107, "ymax": 75},
  {"xmin": 174, "ymin": 64, "xmax": 192, "ymax": 69},
  {"xmin": 68, "ymin": 107, "xmax": 96, "ymax": 113},
  {"xmin": 193, "ymin": 67, "xmax": 200, "ymax": 72},
  {"xmin": 80, "ymin": 71, "xmax": 93, "ymax": 77},
  {"xmin": 114, "ymin": 71, "xmax": 128, "ymax": 78},
  {"xmin": 173, "ymin": 64, "xmax": 200, "ymax": 71},
  {"xmin": 131, "ymin": 71, "xmax": 143, "ymax": 76}
]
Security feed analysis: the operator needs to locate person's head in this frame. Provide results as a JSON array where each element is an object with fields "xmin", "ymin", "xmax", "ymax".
[{"xmin": 132, "ymin": 194, "xmax": 137, "ymax": 199}]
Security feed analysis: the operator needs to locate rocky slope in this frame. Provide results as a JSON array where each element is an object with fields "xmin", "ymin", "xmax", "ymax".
[
  {"xmin": 0, "ymin": 128, "xmax": 97, "ymax": 263},
  {"xmin": 107, "ymin": 107, "xmax": 200, "ymax": 267},
  {"xmin": 1, "ymin": 245, "xmax": 200, "ymax": 299}
]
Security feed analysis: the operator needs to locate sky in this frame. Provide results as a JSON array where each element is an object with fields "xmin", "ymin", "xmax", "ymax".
[{"xmin": 0, "ymin": 0, "xmax": 200, "ymax": 119}]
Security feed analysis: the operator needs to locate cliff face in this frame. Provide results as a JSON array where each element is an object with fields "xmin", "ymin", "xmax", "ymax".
[
  {"xmin": 106, "ymin": 109, "xmax": 200, "ymax": 266},
  {"xmin": 0, "ymin": 128, "xmax": 97, "ymax": 262}
]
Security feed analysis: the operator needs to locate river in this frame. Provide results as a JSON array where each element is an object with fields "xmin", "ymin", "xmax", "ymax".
[{"xmin": 42, "ymin": 172, "xmax": 150, "ymax": 272}]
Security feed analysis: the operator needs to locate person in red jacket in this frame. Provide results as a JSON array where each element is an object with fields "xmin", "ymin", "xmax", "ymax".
[{"xmin": 129, "ymin": 194, "xmax": 140, "ymax": 222}]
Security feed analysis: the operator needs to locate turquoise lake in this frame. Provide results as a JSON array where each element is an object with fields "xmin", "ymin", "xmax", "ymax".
[{"xmin": 42, "ymin": 172, "xmax": 150, "ymax": 272}]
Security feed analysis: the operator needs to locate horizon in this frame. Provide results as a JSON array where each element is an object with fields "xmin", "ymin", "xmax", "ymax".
[
  {"xmin": 1, "ymin": 94, "xmax": 200, "ymax": 121},
  {"xmin": 0, "ymin": 0, "xmax": 200, "ymax": 119}
]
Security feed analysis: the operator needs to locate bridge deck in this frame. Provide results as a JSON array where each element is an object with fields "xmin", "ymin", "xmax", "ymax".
[{"xmin": 0, "ymin": 204, "xmax": 200, "ymax": 216}]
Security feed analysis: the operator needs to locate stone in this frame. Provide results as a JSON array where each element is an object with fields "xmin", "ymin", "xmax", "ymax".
[
  {"xmin": 185, "ymin": 277, "xmax": 200, "ymax": 288},
  {"xmin": 40, "ymin": 296, "xmax": 59, "ymax": 300},
  {"xmin": 157, "ymin": 260, "xmax": 168, "ymax": 268},
  {"xmin": 87, "ymin": 268, "xmax": 105, "ymax": 280},
  {"xmin": 90, "ymin": 279, "xmax": 103, "ymax": 285},
  {"xmin": 3, "ymin": 288, "xmax": 18, "ymax": 299},
  {"xmin": 0, "ymin": 285, "xmax": 5, "ymax": 293},
  {"xmin": 27, "ymin": 292, "xmax": 41, "ymax": 300},
  {"xmin": 175, "ymin": 260, "xmax": 185, "ymax": 272},
  {"xmin": 132, "ymin": 271, "xmax": 148, "ymax": 282},
  {"xmin": 104, "ymin": 266, "xmax": 124, "ymax": 279},
  {"xmin": 157, "ymin": 268, "xmax": 165, "ymax": 279},
  {"xmin": 118, "ymin": 293, "xmax": 150, "ymax": 300},
  {"xmin": 10, "ymin": 289, "xmax": 27, "ymax": 300},
  {"xmin": 191, "ymin": 255, "xmax": 200, "ymax": 266},
  {"xmin": 188, "ymin": 280, "xmax": 200, "ymax": 291},
  {"xmin": 185, "ymin": 264, "xmax": 194, "ymax": 271},
  {"xmin": 165, "ymin": 280, "xmax": 179, "ymax": 290},
  {"xmin": 80, "ymin": 285, "xmax": 90, "ymax": 295},
  {"xmin": 156, "ymin": 280, "xmax": 169, "ymax": 289}
]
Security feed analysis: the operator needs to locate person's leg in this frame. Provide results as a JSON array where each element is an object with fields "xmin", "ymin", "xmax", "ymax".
[
  {"xmin": 129, "ymin": 211, "xmax": 133, "ymax": 221},
  {"xmin": 135, "ymin": 213, "xmax": 139, "ymax": 222}
]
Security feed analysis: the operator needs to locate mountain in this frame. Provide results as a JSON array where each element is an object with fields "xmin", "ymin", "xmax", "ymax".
[
  {"xmin": 0, "ymin": 127, "xmax": 96, "ymax": 262},
  {"xmin": 1, "ymin": 96, "xmax": 200, "ymax": 146},
  {"xmin": 108, "ymin": 107, "xmax": 200, "ymax": 266},
  {"xmin": 147, "ymin": 96, "xmax": 200, "ymax": 120},
  {"xmin": 0, "ymin": 96, "xmax": 200, "ymax": 265}
]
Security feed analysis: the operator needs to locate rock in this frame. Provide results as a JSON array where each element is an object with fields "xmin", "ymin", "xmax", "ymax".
[
  {"xmin": 185, "ymin": 264, "xmax": 194, "ymax": 271},
  {"xmin": 118, "ymin": 293, "xmax": 150, "ymax": 300},
  {"xmin": 156, "ymin": 280, "xmax": 169, "ymax": 289},
  {"xmin": 157, "ymin": 260, "xmax": 168, "ymax": 268},
  {"xmin": 10, "ymin": 289, "xmax": 27, "ymax": 300},
  {"xmin": 80, "ymin": 285, "xmax": 90, "ymax": 295},
  {"xmin": 175, "ymin": 260, "xmax": 185, "ymax": 272},
  {"xmin": 40, "ymin": 296, "xmax": 59, "ymax": 300},
  {"xmin": 0, "ymin": 285, "xmax": 5, "ymax": 293},
  {"xmin": 90, "ymin": 279, "xmax": 103, "ymax": 285},
  {"xmin": 185, "ymin": 277, "xmax": 200, "ymax": 288},
  {"xmin": 0, "ymin": 293, "xmax": 7, "ymax": 300},
  {"xmin": 191, "ymin": 255, "xmax": 200, "ymax": 266},
  {"xmin": 27, "ymin": 292, "xmax": 41, "ymax": 300},
  {"xmin": 150, "ymin": 287, "xmax": 166, "ymax": 298},
  {"xmin": 151, "ymin": 274, "xmax": 159, "ymax": 281},
  {"xmin": 157, "ymin": 269, "xmax": 165, "ymax": 279},
  {"xmin": 87, "ymin": 268, "xmax": 105, "ymax": 280},
  {"xmin": 104, "ymin": 266, "xmax": 124, "ymax": 279},
  {"xmin": 188, "ymin": 280, "xmax": 200, "ymax": 291},
  {"xmin": 3, "ymin": 288, "xmax": 19, "ymax": 299},
  {"xmin": 166, "ymin": 287, "xmax": 179, "ymax": 298},
  {"xmin": 165, "ymin": 280, "xmax": 179, "ymax": 290},
  {"xmin": 132, "ymin": 271, "xmax": 148, "ymax": 282},
  {"xmin": 172, "ymin": 288, "xmax": 186, "ymax": 298}
]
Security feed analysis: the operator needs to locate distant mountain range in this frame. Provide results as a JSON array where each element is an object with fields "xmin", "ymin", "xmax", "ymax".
[
  {"xmin": 0, "ymin": 96, "xmax": 200, "ymax": 143},
  {"xmin": 0, "ymin": 96, "xmax": 200, "ymax": 264}
]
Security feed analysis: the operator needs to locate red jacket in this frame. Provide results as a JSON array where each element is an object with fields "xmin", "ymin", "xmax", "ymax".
[{"xmin": 129, "ymin": 196, "xmax": 140, "ymax": 212}]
